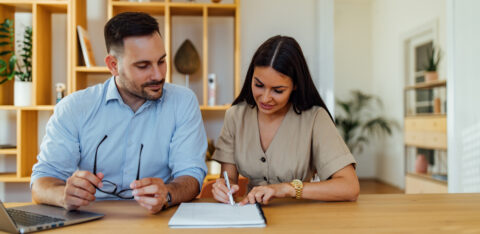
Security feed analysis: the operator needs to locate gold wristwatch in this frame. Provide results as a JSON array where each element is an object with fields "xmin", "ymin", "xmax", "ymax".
[{"xmin": 290, "ymin": 179, "xmax": 303, "ymax": 199}]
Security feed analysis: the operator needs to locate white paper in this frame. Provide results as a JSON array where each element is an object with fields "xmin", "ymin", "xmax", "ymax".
[{"xmin": 168, "ymin": 203, "xmax": 266, "ymax": 228}]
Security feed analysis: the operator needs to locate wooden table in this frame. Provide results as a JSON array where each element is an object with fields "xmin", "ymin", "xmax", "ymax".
[{"xmin": 5, "ymin": 193, "xmax": 480, "ymax": 233}]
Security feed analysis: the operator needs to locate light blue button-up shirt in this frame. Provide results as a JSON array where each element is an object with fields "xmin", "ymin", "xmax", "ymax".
[{"xmin": 31, "ymin": 77, "xmax": 207, "ymax": 200}]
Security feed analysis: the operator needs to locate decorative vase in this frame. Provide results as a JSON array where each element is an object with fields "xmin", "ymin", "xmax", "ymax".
[
  {"xmin": 14, "ymin": 81, "xmax": 33, "ymax": 106},
  {"xmin": 414, "ymin": 154, "xmax": 428, "ymax": 174},
  {"xmin": 424, "ymin": 71, "xmax": 438, "ymax": 82}
]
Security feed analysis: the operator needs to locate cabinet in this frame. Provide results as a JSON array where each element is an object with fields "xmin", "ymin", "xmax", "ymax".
[
  {"xmin": 404, "ymin": 79, "xmax": 447, "ymax": 193},
  {"xmin": 0, "ymin": 0, "xmax": 240, "ymax": 183}
]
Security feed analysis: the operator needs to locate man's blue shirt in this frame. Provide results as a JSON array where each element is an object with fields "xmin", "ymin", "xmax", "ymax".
[{"xmin": 31, "ymin": 77, "xmax": 207, "ymax": 199}]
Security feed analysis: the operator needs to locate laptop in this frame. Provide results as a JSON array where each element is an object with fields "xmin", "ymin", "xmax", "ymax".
[{"xmin": 0, "ymin": 200, "xmax": 103, "ymax": 233}]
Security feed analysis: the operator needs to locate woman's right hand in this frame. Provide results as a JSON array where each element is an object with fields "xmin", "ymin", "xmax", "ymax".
[{"xmin": 212, "ymin": 178, "xmax": 239, "ymax": 204}]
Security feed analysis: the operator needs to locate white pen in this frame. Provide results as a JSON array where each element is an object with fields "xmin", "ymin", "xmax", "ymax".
[{"xmin": 223, "ymin": 171, "xmax": 235, "ymax": 205}]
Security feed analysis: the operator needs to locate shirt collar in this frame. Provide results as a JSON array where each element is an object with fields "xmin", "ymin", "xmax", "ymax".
[{"xmin": 105, "ymin": 76, "xmax": 123, "ymax": 103}]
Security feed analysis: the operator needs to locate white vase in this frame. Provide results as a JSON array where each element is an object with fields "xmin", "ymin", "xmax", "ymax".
[{"xmin": 14, "ymin": 81, "xmax": 33, "ymax": 106}]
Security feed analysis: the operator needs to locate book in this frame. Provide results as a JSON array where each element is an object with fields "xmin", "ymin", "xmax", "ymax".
[
  {"xmin": 168, "ymin": 203, "xmax": 266, "ymax": 228},
  {"xmin": 77, "ymin": 25, "xmax": 96, "ymax": 67}
]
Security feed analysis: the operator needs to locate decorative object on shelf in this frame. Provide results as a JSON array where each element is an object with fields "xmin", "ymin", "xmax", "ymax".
[
  {"xmin": 15, "ymin": 25, "xmax": 33, "ymax": 106},
  {"xmin": 434, "ymin": 97, "xmax": 441, "ymax": 114},
  {"xmin": 415, "ymin": 154, "xmax": 428, "ymax": 173},
  {"xmin": 335, "ymin": 90, "xmax": 399, "ymax": 154},
  {"xmin": 424, "ymin": 46, "xmax": 441, "ymax": 82},
  {"xmin": 207, "ymin": 73, "xmax": 216, "ymax": 106},
  {"xmin": 56, "ymin": 83, "xmax": 66, "ymax": 103},
  {"xmin": 174, "ymin": 39, "xmax": 200, "ymax": 89},
  {"xmin": 211, "ymin": 0, "xmax": 222, "ymax": 3},
  {"xmin": 77, "ymin": 25, "xmax": 96, "ymax": 67}
]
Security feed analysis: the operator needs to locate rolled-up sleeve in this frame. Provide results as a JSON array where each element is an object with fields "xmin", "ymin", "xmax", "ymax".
[
  {"xmin": 30, "ymin": 97, "xmax": 81, "ymax": 187},
  {"xmin": 168, "ymin": 89, "xmax": 207, "ymax": 189},
  {"xmin": 212, "ymin": 107, "xmax": 236, "ymax": 164}
]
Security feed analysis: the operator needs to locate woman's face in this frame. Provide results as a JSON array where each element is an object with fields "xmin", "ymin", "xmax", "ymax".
[{"xmin": 251, "ymin": 66, "xmax": 294, "ymax": 116}]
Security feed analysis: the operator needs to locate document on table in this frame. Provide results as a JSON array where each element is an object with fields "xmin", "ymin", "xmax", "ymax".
[{"xmin": 168, "ymin": 203, "xmax": 267, "ymax": 228}]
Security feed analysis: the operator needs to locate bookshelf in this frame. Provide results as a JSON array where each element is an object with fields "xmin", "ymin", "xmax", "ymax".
[
  {"xmin": 0, "ymin": 0, "xmax": 240, "ymax": 183},
  {"xmin": 404, "ymin": 79, "xmax": 447, "ymax": 194}
]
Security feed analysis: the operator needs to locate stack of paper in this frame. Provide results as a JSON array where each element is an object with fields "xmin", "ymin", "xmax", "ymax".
[{"xmin": 168, "ymin": 203, "xmax": 266, "ymax": 228}]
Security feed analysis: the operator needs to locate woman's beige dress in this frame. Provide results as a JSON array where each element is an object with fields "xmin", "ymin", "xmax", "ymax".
[{"xmin": 213, "ymin": 102, "xmax": 356, "ymax": 190}]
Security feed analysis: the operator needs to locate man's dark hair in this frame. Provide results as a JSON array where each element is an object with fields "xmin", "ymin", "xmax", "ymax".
[{"xmin": 104, "ymin": 12, "xmax": 160, "ymax": 53}]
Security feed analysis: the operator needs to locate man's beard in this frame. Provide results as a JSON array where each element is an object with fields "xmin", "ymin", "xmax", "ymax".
[{"xmin": 118, "ymin": 72, "xmax": 164, "ymax": 101}]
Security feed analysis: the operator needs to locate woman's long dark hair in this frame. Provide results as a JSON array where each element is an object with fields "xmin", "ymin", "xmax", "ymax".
[{"xmin": 232, "ymin": 35, "xmax": 333, "ymax": 121}]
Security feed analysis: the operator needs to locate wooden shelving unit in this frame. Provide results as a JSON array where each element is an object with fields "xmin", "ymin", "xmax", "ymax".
[
  {"xmin": 0, "ymin": 0, "xmax": 240, "ymax": 183},
  {"xmin": 404, "ymin": 80, "xmax": 447, "ymax": 193}
]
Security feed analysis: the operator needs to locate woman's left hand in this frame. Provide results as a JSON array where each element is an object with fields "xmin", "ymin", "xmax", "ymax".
[{"xmin": 239, "ymin": 183, "xmax": 294, "ymax": 205}]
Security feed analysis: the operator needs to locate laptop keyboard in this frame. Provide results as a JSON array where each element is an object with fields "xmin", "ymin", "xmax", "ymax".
[{"xmin": 7, "ymin": 209, "xmax": 65, "ymax": 227}]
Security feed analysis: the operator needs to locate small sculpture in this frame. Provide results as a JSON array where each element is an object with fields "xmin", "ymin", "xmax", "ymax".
[{"xmin": 174, "ymin": 39, "xmax": 201, "ymax": 88}]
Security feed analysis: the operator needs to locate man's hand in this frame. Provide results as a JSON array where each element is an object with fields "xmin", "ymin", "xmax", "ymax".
[
  {"xmin": 130, "ymin": 178, "xmax": 169, "ymax": 214},
  {"xmin": 63, "ymin": 171, "xmax": 104, "ymax": 210}
]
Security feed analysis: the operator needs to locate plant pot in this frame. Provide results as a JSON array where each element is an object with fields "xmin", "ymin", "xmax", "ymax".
[
  {"xmin": 415, "ymin": 154, "xmax": 428, "ymax": 174},
  {"xmin": 14, "ymin": 81, "xmax": 33, "ymax": 106},
  {"xmin": 424, "ymin": 71, "xmax": 438, "ymax": 82}
]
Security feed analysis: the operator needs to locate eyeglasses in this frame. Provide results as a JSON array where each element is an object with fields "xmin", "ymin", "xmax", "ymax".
[{"xmin": 93, "ymin": 135, "xmax": 143, "ymax": 199}]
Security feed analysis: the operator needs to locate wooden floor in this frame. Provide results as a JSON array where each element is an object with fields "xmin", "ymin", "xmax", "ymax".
[{"xmin": 359, "ymin": 179, "xmax": 404, "ymax": 194}]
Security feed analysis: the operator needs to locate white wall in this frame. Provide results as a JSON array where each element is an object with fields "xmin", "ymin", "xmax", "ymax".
[
  {"xmin": 371, "ymin": 0, "xmax": 446, "ymax": 189},
  {"xmin": 447, "ymin": 0, "xmax": 480, "ymax": 193},
  {"xmin": 334, "ymin": 0, "xmax": 375, "ymax": 178},
  {"xmin": 1, "ymin": 0, "xmax": 334, "ymax": 201}
]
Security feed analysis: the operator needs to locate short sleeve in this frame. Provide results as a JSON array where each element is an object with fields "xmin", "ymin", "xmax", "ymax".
[
  {"xmin": 312, "ymin": 108, "xmax": 356, "ymax": 181},
  {"xmin": 212, "ymin": 107, "xmax": 236, "ymax": 164}
]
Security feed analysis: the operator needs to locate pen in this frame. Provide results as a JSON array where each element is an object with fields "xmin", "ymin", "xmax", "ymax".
[{"xmin": 223, "ymin": 171, "xmax": 235, "ymax": 205}]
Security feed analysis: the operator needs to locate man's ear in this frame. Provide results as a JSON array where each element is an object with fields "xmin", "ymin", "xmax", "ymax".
[{"xmin": 105, "ymin": 54, "xmax": 119, "ymax": 76}]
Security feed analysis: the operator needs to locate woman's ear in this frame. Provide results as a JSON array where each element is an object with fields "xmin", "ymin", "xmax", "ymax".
[{"xmin": 105, "ymin": 54, "xmax": 119, "ymax": 76}]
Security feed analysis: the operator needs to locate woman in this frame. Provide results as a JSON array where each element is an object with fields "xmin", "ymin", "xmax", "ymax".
[{"xmin": 212, "ymin": 36, "xmax": 359, "ymax": 205}]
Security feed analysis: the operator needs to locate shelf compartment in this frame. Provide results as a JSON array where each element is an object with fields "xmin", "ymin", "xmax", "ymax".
[
  {"xmin": 404, "ymin": 116, "xmax": 446, "ymax": 133},
  {"xmin": 404, "ymin": 131, "xmax": 447, "ymax": 150},
  {"xmin": 0, "ymin": 173, "xmax": 30, "ymax": 183}
]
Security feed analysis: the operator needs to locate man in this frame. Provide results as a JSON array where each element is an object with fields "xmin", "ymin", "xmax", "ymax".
[{"xmin": 31, "ymin": 12, "xmax": 207, "ymax": 214}]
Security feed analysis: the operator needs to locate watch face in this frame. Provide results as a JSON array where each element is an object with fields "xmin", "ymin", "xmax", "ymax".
[{"xmin": 167, "ymin": 192, "xmax": 172, "ymax": 204}]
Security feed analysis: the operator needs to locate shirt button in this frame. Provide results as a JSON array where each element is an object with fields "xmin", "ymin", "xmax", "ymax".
[
  {"xmin": 263, "ymin": 176, "xmax": 267, "ymax": 181},
  {"xmin": 260, "ymin": 157, "xmax": 266, "ymax": 163}
]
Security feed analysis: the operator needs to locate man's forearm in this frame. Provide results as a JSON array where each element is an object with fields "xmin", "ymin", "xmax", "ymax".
[
  {"xmin": 32, "ymin": 177, "xmax": 66, "ymax": 208},
  {"xmin": 165, "ymin": 175, "xmax": 201, "ymax": 206}
]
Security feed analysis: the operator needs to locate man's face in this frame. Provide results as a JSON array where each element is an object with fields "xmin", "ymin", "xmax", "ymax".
[{"xmin": 115, "ymin": 32, "xmax": 167, "ymax": 101}]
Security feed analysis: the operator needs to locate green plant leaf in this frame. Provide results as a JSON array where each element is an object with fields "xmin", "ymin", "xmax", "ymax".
[
  {"xmin": 0, "ymin": 41, "xmax": 10, "ymax": 46},
  {"xmin": 0, "ymin": 51, "xmax": 11, "ymax": 56},
  {"xmin": 0, "ymin": 59, "xmax": 6, "ymax": 72},
  {"xmin": 9, "ymin": 54, "xmax": 16, "ymax": 71},
  {"xmin": 0, "ymin": 28, "xmax": 8, "ymax": 33}
]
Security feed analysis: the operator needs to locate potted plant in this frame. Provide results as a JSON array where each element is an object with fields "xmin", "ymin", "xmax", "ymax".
[
  {"xmin": 335, "ymin": 90, "xmax": 399, "ymax": 155},
  {"xmin": 0, "ymin": 19, "xmax": 32, "ymax": 106},
  {"xmin": 424, "ymin": 46, "xmax": 441, "ymax": 82}
]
